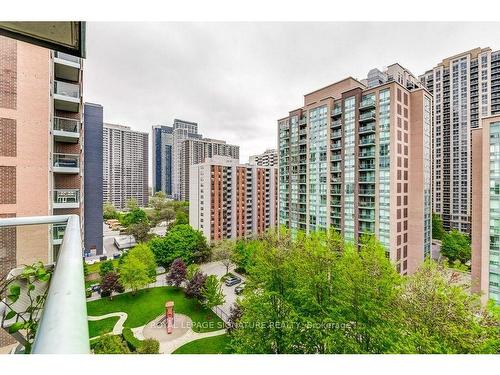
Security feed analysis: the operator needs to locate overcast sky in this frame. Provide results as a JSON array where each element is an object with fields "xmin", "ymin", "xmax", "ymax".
[{"xmin": 84, "ymin": 22, "xmax": 499, "ymax": 178}]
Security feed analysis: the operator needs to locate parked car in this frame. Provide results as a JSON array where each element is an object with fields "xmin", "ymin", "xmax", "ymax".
[
  {"xmin": 113, "ymin": 253, "xmax": 121, "ymax": 259},
  {"xmin": 90, "ymin": 283, "xmax": 101, "ymax": 293},
  {"xmin": 235, "ymin": 283, "xmax": 245, "ymax": 295},
  {"xmin": 99, "ymin": 255, "xmax": 108, "ymax": 262},
  {"xmin": 225, "ymin": 276, "xmax": 242, "ymax": 287}
]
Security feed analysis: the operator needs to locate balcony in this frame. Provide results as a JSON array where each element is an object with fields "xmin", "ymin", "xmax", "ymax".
[
  {"xmin": 298, "ymin": 117, "xmax": 307, "ymax": 125},
  {"xmin": 359, "ymin": 150, "xmax": 375, "ymax": 158},
  {"xmin": 332, "ymin": 106, "xmax": 342, "ymax": 117},
  {"xmin": 331, "ymin": 199, "xmax": 342, "ymax": 207},
  {"xmin": 53, "ymin": 189, "xmax": 80, "ymax": 209},
  {"xmin": 359, "ymin": 136, "xmax": 375, "ymax": 146},
  {"xmin": 52, "ymin": 224, "xmax": 66, "ymax": 245},
  {"xmin": 0, "ymin": 215, "xmax": 89, "ymax": 353},
  {"xmin": 331, "ymin": 129, "xmax": 342, "ymax": 139},
  {"xmin": 359, "ymin": 162, "xmax": 375, "ymax": 171},
  {"xmin": 359, "ymin": 188, "xmax": 375, "ymax": 196},
  {"xmin": 332, "ymin": 119, "xmax": 342, "ymax": 128},
  {"xmin": 53, "ymin": 153, "xmax": 80, "ymax": 174},
  {"xmin": 331, "ymin": 141, "xmax": 342, "ymax": 150},
  {"xmin": 331, "ymin": 153, "xmax": 342, "ymax": 161},
  {"xmin": 54, "ymin": 52, "xmax": 81, "ymax": 82},
  {"xmin": 359, "ymin": 200, "xmax": 375, "ymax": 209},
  {"xmin": 53, "ymin": 117, "xmax": 80, "ymax": 143},
  {"xmin": 359, "ymin": 111, "xmax": 376, "ymax": 123},
  {"xmin": 359, "ymin": 98, "xmax": 376, "ymax": 110},
  {"xmin": 359, "ymin": 123, "xmax": 375, "ymax": 134},
  {"xmin": 54, "ymin": 81, "xmax": 80, "ymax": 112}
]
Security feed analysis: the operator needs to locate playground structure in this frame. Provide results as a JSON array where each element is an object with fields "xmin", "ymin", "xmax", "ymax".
[{"xmin": 165, "ymin": 301, "xmax": 174, "ymax": 334}]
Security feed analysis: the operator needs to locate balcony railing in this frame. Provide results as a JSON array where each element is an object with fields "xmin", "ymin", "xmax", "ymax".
[
  {"xmin": 332, "ymin": 120, "xmax": 342, "ymax": 127},
  {"xmin": 359, "ymin": 136, "xmax": 375, "ymax": 146},
  {"xmin": 53, "ymin": 153, "xmax": 80, "ymax": 173},
  {"xmin": 332, "ymin": 107, "xmax": 342, "ymax": 116},
  {"xmin": 359, "ymin": 98, "xmax": 376, "ymax": 110},
  {"xmin": 55, "ymin": 51, "xmax": 81, "ymax": 64},
  {"xmin": 359, "ymin": 111, "xmax": 376, "ymax": 122},
  {"xmin": 53, "ymin": 117, "xmax": 80, "ymax": 143},
  {"xmin": 359, "ymin": 123, "xmax": 375, "ymax": 133},
  {"xmin": 0, "ymin": 215, "xmax": 89, "ymax": 354},
  {"xmin": 53, "ymin": 189, "xmax": 80, "ymax": 209},
  {"xmin": 54, "ymin": 81, "xmax": 79, "ymax": 98},
  {"xmin": 331, "ymin": 129, "xmax": 342, "ymax": 138}
]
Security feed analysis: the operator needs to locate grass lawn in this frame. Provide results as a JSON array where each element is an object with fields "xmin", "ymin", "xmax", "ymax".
[
  {"xmin": 87, "ymin": 259, "xmax": 120, "ymax": 274},
  {"xmin": 86, "ymin": 286, "xmax": 223, "ymax": 333},
  {"xmin": 88, "ymin": 316, "xmax": 120, "ymax": 338},
  {"xmin": 173, "ymin": 334, "xmax": 233, "ymax": 354}
]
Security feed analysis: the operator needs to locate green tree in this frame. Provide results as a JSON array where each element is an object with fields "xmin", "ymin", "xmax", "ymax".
[
  {"xmin": 441, "ymin": 229, "xmax": 471, "ymax": 265},
  {"xmin": 201, "ymin": 275, "xmax": 225, "ymax": 309},
  {"xmin": 168, "ymin": 210, "xmax": 189, "ymax": 229},
  {"xmin": 186, "ymin": 263, "xmax": 201, "ymax": 281},
  {"xmin": 99, "ymin": 260, "xmax": 114, "ymax": 277},
  {"xmin": 149, "ymin": 191, "xmax": 169, "ymax": 211},
  {"xmin": 92, "ymin": 334, "xmax": 130, "ymax": 354},
  {"xmin": 432, "ymin": 213, "xmax": 445, "ymax": 240},
  {"xmin": 103, "ymin": 201, "xmax": 118, "ymax": 220},
  {"xmin": 212, "ymin": 240, "xmax": 234, "ymax": 275},
  {"xmin": 121, "ymin": 207, "xmax": 149, "ymax": 227},
  {"xmin": 394, "ymin": 261, "xmax": 500, "ymax": 353},
  {"xmin": 232, "ymin": 240, "xmax": 259, "ymax": 273},
  {"xmin": 149, "ymin": 224, "xmax": 210, "ymax": 268},
  {"xmin": 127, "ymin": 221, "xmax": 152, "ymax": 243},
  {"xmin": 126, "ymin": 198, "xmax": 139, "ymax": 211},
  {"xmin": 127, "ymin": 243, "xmax": 157, "ymax": 281},
  {"xmin": 119, "ymin": 254, "xmax": 150, "ymax": 294}
]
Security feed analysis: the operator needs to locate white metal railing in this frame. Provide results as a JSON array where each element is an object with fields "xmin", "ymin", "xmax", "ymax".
[{"xmin": 0, "ymin": 215, "xmax": 89, "ymax": 354}]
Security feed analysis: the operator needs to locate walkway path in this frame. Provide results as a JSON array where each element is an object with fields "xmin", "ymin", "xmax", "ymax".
[
  {"xmin": 131, "ymin": 314, "xmax": 226, "ymax": 354},
  {"xmin": 87, "ymin": 312, "xmax": 128, "ymax": 336}
]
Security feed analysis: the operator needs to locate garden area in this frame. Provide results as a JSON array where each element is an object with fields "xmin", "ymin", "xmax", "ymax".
[{"xmin": 173, "ymin": 334, "xmax": 233, "ymax": 354}]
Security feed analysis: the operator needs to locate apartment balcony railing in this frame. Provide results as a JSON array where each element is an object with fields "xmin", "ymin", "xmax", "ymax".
[
  {"xmin": 298, "ymin": 117, "xmax": 307, "ymax": 125},
  {"xmin": 332, "ymin": 119, "xmax": 342, "ymax": 128},
  {"xmin": 359, "ymin": 175, "xmax": 375, "ymax": 183},
  {"xmin": 359, "ymin": 150, "xmax": 375, "ymax": 158},
  {"xmin": 331, "ymin": 154, "xmax": 342, "ymax": 161},
  {"xmin": 331, "ymin": 141, "xmax": 342, "ymax": 150},
  {"xmin": 0, "ymin": 215, "xmax": 89, "ymax": 354},
  {"xmin": 52, "ymin": 224, "xmax": 66, "ymax": 245},
  {"xmin": 359, "ymin": 201, "xmax": 375, "ymax": 208},
  {"xmin": 53, "ymin": 189, "xmax": 80, "ymax": 209},
  {"xmin": 359, "ymin": 111, "xmax": 376, "ymax": 122},
  {"xmin": 359, "ymin": 188, "xmax": 375, "ymax": 195},
  {"xmin": 332, "ymin": 106, "xmax": 342, "ymax": 116},
  {"xmin": 54, "ymin": 52, "xmax": 80, "ymax": 82},
  {"xmin": 359, "ymin": 136, "xmax": 375, "ymax": 146},
  {"xmin": 53, "ymin": 117, "xmax": 80, "ymax": 143},
  {"xmin": 54, "ymin": 81, "xmax": 80, "ymax": 112},
  {"xmin": 359, "ymin": 123, "xmax": 376, "ymax": 134},
  {"xmin": 331, "ymin": 129, "xmax": 342, "ymax": 139},
  {"xmin": 331, "ymin": 211, "xmax": 342, "ymax": 218},
  {"xmin": 359, "ymin": 98, "xmax": 376, "ymax": 110},
  {"xmin": 359, "ymin": 214, "xmax": 375, "ymax": 221},
  {"xmin": 359, "ymin": 163, "xmax": 375, "ymax": 171},
  {"xmin": 53, "ymin": 153, "xmax": 80, "ymax": 174},
  {"xmin": 331, "ymin": 200, "xmax": 342, "ymax": 206}
]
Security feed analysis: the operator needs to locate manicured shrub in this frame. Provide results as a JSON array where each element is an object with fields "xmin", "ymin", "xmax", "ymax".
[
  {"xmin": 166, "ymin": 258, "xmax": 187, "ymax": 287},
  {"xmin": 122, "ymin": 327, "xmax": 142, "ymax": 352},
  {"xmin": 137, "ymin": 338, "xmax": 160, "ymax": 354},
  {"xmin": 92, "ymin": 334, "xmax": 130, "ymax": 354}
]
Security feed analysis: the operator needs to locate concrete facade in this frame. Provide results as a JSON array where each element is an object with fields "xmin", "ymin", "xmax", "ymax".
[
  {"xmin": 278, "ymin": 67, "xmax": 432, "ymax": 275},
  {"xmin": 249, "ymin": 149, "xmax": 278, "ymax": 166},
  {"xmin": 420, "ymin": 47, "xmax": 500, "ymax": 234},
  {"xmin": 190, "ymin": 156, "xmax": 277, "ymax": 242},
  {"xmin": 103, "ymin": 123, "xmax": 149, "ymax": 209}
]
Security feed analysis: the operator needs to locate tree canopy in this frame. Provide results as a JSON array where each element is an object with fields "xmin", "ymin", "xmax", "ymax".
[
  {"xmin": 432, "ymin": 213, "xmax": 445, "ymax": 240},
  {"xmin": 441, "ymin": 229, "xmax": 471, "ymax": 265},
  {"xmin": 149, "ymin": 224, "xmax": 210, "ymax": 268},
  {"xmin": 229, "ymin": 228, "xmax": 499, "ymax": 354}
]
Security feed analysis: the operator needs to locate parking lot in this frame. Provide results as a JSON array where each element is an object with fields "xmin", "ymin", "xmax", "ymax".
[{"xmin": 200, "ymin": 261, "xmax": 245, "ymax": 317}]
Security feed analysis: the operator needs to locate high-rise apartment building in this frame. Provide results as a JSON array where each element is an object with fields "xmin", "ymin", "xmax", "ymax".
[
  {"xmin": 190, "ymin": 156, "xmax": 278, "ymax": 242},
  {"xmin": 420, "ymin": 47, "xmax": 500, "ymax": 233},
  {"xmin": 171, "ymin": 119, "xmax": 202, "ymax": 200},
  {"xmin": 103, "ymin": 123, "xmax": 148, "ymax": 209},
  {"xmin": 152, "ymin": 125, "xmax": 174, "ymax": 196},
  {"xmin": 180, "ymin": 138, "xmax": 240, "ymax": 201},
  {"xmin": 0, "ymin": 36, "xmax": 84, "ymax": 346},
  {"xmin": 83, "ymin": 103, "xmax": 103, "ymax": 256},
  {"xmin": 471, "ymin": 115, "xmax": 500, "ymax": 305},
  {"xmin": 278, "ymin": 67, "xmax": 432, "ymax": 275},
  {"xmin": 249, "ymin": 149, "xmax": 278, "ymax": 166}
]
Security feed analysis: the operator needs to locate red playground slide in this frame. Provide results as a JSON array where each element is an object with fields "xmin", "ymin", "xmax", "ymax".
[{"xmin": 165, "ymin": 301, "xmax": 174, "ymax": 334}]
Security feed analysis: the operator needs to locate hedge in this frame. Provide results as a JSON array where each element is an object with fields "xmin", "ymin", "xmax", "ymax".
[{"xmin": 122, "ymin": 327, "xmax": 143, "ymax": 352}]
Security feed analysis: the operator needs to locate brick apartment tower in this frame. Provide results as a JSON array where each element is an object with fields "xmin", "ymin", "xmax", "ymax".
[
  {"xmin": 0, "ymin": 36, "xmax": 83, "ymax": 346},
  {"xmin": 420, "ymin": 48, "xmax": 500, "ymax": 234},
  {"xmin": 278, "ymin": 64, "xmax": 432, "ymax": 275},
  {"xmin": 471, "ymin": 115, "xmax": 500, "ymax": 305},
  {"xmin": 189, "ymin": 156, "xmax": 278, "ymax": 242}
]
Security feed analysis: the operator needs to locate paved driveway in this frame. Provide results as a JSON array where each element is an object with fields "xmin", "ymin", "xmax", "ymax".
[{"xmin": 200, "ymin": 261, "xmax": 245, "ymax": 317}]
